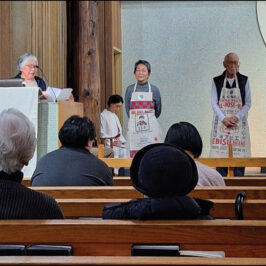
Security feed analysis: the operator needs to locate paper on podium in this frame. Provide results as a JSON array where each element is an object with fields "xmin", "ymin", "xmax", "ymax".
[{"xmin": 41, "ymin": 87, "xmax": 73, "ymax": 102}]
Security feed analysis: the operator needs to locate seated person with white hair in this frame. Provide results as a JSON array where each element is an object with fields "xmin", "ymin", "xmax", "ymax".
[
  {"xmin": 14, "ymin": 53, "xmax": 48, "ymax": 99},
  {"xmin": 0, "ymin": 108, "xmax": 64, "ymax": 219},
  {"xmin": 164, "ymin": 122, "xmax": 225, "ymax": 186},
  {"xmin": 31, "ymin": 115, "xmax": 113, "ymax": 186}
]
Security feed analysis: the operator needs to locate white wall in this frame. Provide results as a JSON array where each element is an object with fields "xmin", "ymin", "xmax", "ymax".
[{"xmin": 121, "ymin": 1, "xmax": 266, "ymax": 156}]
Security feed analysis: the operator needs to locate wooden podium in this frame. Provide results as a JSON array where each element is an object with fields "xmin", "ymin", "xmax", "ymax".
[{"xmin": 37, "ymin": 101, "xmax": 83, "ymax": 161}]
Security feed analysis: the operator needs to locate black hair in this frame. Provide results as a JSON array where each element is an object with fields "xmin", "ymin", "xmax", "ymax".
[
  {"xmin": 107, "ymin": 94, "xmax": 123, "ymax": 107},
  {"xmin": 134, "ymin": 60, "xmax": 151, "ymax": 73},
  {"xmin": 59, "ymin": 115, "xmax": 96, "ymax": 148},
  {"xmin": 164, "ymin": 122, "xmax": 203, "ymax": 158}
]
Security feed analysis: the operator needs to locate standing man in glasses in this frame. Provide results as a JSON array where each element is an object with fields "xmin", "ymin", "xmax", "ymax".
[{"xmin": 210, "ymin": 52, "xmax": 252, "ymax": 177}]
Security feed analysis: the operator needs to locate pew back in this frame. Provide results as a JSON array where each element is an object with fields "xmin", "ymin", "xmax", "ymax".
[
  {"xmin": 31, "ymin": 186, "xmax": 266, "ymax": 199},
  {"xmin": 56, "ymin": 198, "xmax": 266, "ymax": 220},
  {"xmin": 1, "ymin": 256, "xmax": 266, "ymax": 265},
  {"xmin": 0, "ymin": 220, "xmax": 266, "ymax": 257},
  {"xmin": 100, "ymin": 157, "xmax": 266, "ymax": 169},
  {"xmin": 23, "ymin": 176, "xmax": 266, "ymax": 187}
]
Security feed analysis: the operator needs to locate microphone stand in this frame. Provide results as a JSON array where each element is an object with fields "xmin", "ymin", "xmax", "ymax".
[{"xmin": 37, "ymin": 66, "xmax": 58, "ymax": 103}]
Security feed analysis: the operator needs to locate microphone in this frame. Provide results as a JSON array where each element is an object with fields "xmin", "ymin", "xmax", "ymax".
[{"xmin": 37, "ymin": 66, "xmax": 58, "ymax": 103}]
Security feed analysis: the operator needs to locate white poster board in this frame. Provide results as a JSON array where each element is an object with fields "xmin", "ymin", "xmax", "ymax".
[{"xmin": 0, "ymin": 87, "xmax": 39, "ymax": 177}]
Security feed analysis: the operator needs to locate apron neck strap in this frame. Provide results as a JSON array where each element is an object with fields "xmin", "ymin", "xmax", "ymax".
[
  {"xmin": 223, "ymin": 74, "xmax": 239, "ymax": 89},
  {"xmin": 133, "ymin": 81, "xmax": 151, "ymax": 92}
]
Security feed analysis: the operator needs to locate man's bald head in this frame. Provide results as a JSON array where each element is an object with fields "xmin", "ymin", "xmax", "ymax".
[
  {"xmin": 223, "ymin": 53, "xmax": 240, "ymax": 78},
  {"xmin": 224, "ymin": 52, "xmax": 239, "ymax": 63}
]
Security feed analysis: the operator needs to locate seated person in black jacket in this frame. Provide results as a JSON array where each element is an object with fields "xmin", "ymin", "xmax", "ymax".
[
  {"xmin": 31, "ymin": 115, "xmax": 113, "ymax": 186},
  {"xmin": 0, "ymin": 108, "xmax": 64, "ymax": 219},
  {"xmin": 102, "ymin": 143, "xmax": 213, "ymax": 220}
]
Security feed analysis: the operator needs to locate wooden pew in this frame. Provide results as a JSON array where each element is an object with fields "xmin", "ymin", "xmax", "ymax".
[
  {"xmin": 57, "ymin": 198, "xmax": 266, "ymax": 220},
  {"xmin": 1, "ymin": 256, "xmax": 266, "ymax": 265},
  {"xmin": 113, "ymin": 176, "xmax": 266, "ymax": 187},
  {"xmin": 224, "ymin": 177, "xmax": 266, "ymax": 186},
  {"xmin": 31, "ymin": 186, "xmax": 266, "ymax": 199},
  {"xmin": 100, "ymin": 157, "xmax": 266, "ymax": 168},
  {"xmin": 0, "ymin": 220, "xmax": 266, "ymax": 257},
  {"xmin": 22, "ymin": 176, "xmax": 266, "ymax": 187},
  {"xmin": 100, "ymin": 157, "xmax": 266, "ymax": 177}
]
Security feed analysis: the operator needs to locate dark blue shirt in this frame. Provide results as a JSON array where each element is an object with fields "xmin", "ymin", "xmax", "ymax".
[{"xmin": 14, "ymin": 73, "xmax": 47, "ymax": 91}]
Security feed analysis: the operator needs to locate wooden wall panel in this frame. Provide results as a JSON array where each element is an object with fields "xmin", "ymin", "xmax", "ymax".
[
  {"xmin": 31, "ymin": 1, "xmax": 67, "ymax": 88},
  {"xmin": 0, "ymin": 2, "xmax": 11, "ymax": 78},
  {"xmin": 112, "ymin": 1, "xmax": 121, "ymax": 49},
  {"xmin": 98, "ymin": 1, "xmax": 107, "ymax": 111},
  {"xmin": 103, "ymin": 1, "xmax": 122, "ymax": 123},
  {"xmin": 0, "ymin": 1, "xmax": 66, "ymax": 89}
]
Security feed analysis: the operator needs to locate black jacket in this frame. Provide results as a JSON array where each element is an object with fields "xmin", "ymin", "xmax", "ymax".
[
  {"xmin": 102, "ymin": 196, "xmax": 213, "ymax": 220},
  {"xmin": 0, "ymin": 171, "xmax": 64, "ymax": 219},
  {"xmin": 14, "ymin": 73, "xmax": 47, "ymax": 91}
]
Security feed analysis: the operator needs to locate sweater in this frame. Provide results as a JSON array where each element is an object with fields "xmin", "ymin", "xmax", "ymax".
[
  {"xmin": 125, "ymin": 81, "xmax": 161, "ymax": 118},
  {"xmin": 31, "ymin": 146, "xmax": 113, "ymax": 186},
  {"xmin": 0, "ymin": 171, "xmax": 64, "ymax": 219}
]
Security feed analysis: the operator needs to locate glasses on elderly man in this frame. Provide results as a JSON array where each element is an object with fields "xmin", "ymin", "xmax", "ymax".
[
  {"xmin": 227, "ymin": 61, "xmax": 240, "ymax": 66},
  {"xmin": 25, "ymin": 64, "xmax": 39, "ymax": 70}
]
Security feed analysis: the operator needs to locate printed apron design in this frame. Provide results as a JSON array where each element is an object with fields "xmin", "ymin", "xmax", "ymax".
[
  {"xmin": 210, "ymin": 76, "xmax": 251, "ymax": 158},
  {"xmin": 126, "ymin": 82, "xmax": 162, "ymax": 157}
]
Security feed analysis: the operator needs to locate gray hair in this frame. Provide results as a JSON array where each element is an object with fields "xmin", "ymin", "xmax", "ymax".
[
  {"xmin": 16, "ymin": 53, "xmax": 38, "ymax": 72},
  {"xmin": 224, "ymin": 52, "xmax": 239, "ymax": 62},
  {"xmin": 0, "ymin": 108, "xmax": 36, "ymax": 174}
]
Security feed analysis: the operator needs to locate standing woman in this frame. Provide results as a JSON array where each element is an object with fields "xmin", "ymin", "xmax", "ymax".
[{"xmin": 125, "ymin": 60, "xmax": 162, "ymax": 157}]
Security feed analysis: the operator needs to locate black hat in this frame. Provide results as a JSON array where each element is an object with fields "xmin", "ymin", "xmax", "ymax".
[{"xmin": 130, "ymin": 143, "xmax": 198, "ymax": 198}]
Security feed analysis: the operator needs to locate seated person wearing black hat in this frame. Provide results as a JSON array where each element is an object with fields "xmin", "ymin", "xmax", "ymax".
[{"xmin": 102, "ymin": 143, "xmax": 213, "ymax": 220}]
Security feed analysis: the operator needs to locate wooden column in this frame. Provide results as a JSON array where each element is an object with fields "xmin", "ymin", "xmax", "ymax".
[
  {"xmin": 67, "ymin": 1, "xmax": 122, "ymax": 134},
  {"xmin": 71, "ymin": 1, "xmax": 101, "ymax": 135}
]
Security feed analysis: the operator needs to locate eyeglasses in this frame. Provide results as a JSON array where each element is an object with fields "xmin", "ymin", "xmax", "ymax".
[
  {"xmin": 25, "ymin": 64, "xmax": 38, "ymax": 70},
  {"xmin": 226, "ymin": 61, "xmax": 240, "ymax": 66}
]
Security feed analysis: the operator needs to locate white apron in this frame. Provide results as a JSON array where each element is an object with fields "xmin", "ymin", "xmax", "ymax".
[
  {"xmin": 210, "ymin": 76, "xmax": 251, "ymax": 158},
  {"xmin": 126, "ymin": 82, "xmax": 162, "ymax": 157}
]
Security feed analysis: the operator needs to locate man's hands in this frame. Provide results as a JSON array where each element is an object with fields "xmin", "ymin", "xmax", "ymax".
[
  {"xmin": 222, "ymin": 116, "xmax": 238, "ymax": 128},
  {"xmin": 113, "ymin": 139, "xmax": 123, "ymax": 147}
]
